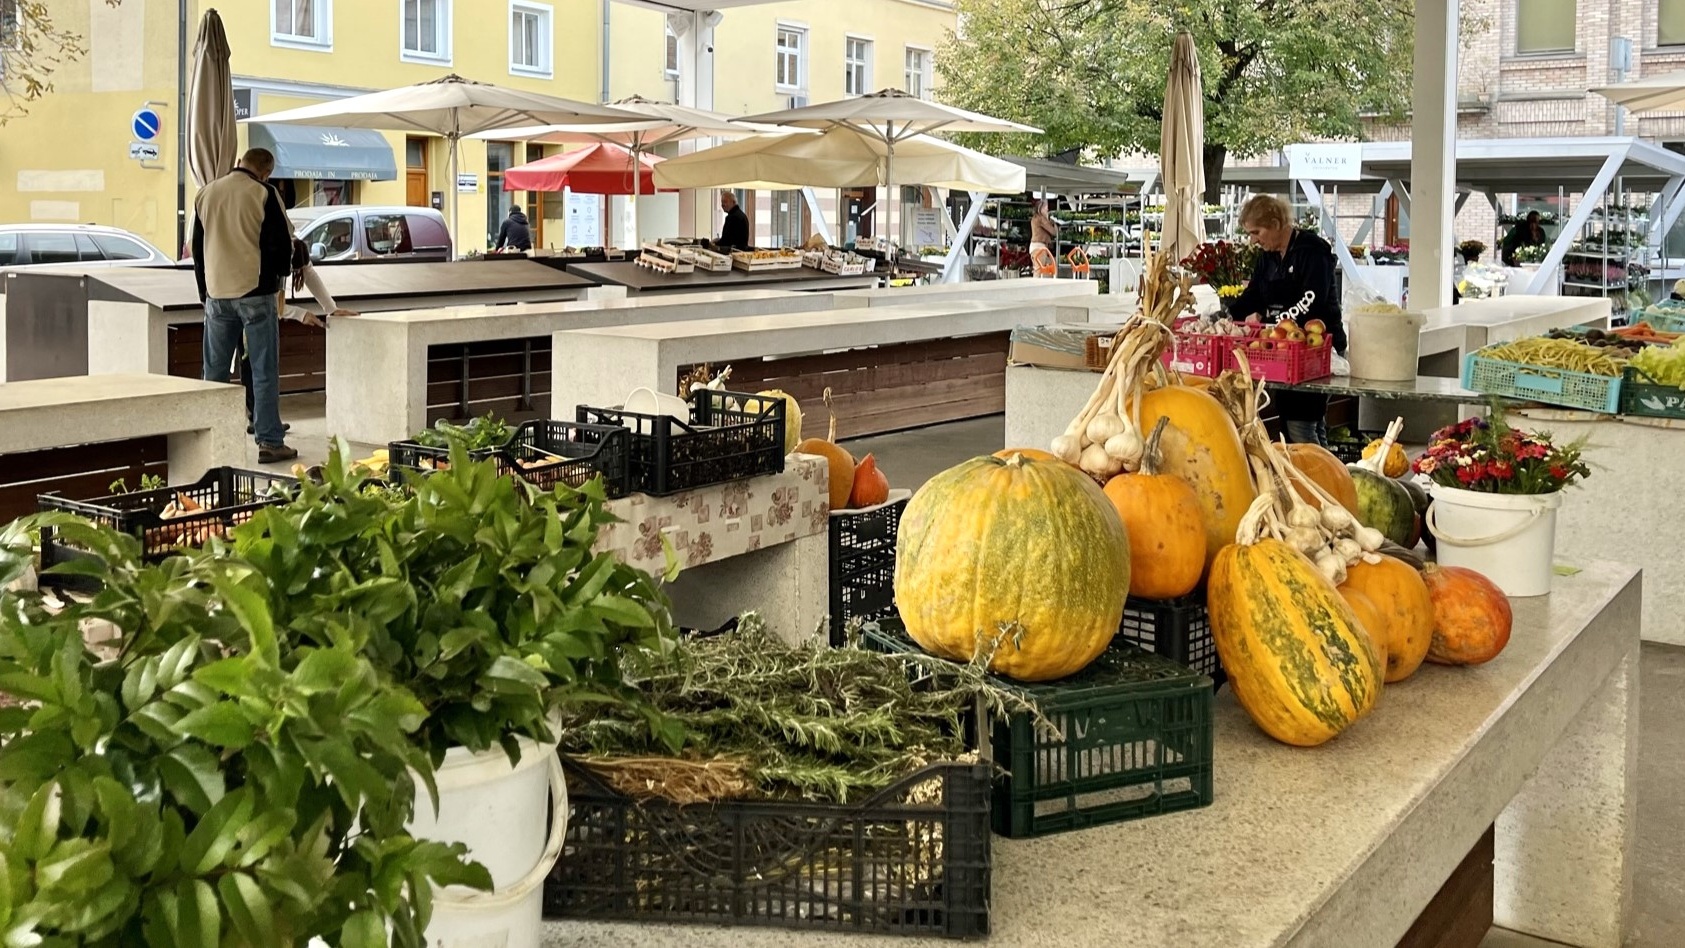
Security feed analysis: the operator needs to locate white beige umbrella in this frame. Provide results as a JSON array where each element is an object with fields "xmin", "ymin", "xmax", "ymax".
[
  {"xmin": 1160, "ymin": 31, "xmax": 1206, "ymax": 262},
  {"xmin": 738, "ymin": 90, "xmax": 1039, "ymax": 241},
  {"xmin": 472, "ymin": 95, "xmax": 793, "ymax": 245},
  {"xmin": 1592, "ymin": 70, "xmax": 1685, "ymax": 112},
  {"xmin": 246, "ymin": 75, "xmax": 643, "ymax": 251},
  {"xmin": 652, "ymin": 127, "xmax": 1026, "ymax": 195},
  {"xmin": 186, "ymin": 9, "xmax": 237, "ymax": 189}
]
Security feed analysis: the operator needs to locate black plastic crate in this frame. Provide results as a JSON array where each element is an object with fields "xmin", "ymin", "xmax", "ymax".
[
  {"xmin": 37, "ymin": 467, "xmax": 298, "ymax": 580},
  {"xmin": 1118, "ymin": 594, "xmax": 1224, "ymax": 689},
  {"xmin": 543, "ymin": 754, "xmax": 991, "ymax": 939},
  {"xmin": 577, "ymin": 389, "xmax": 786, "ymax": 496},
  {"xmin": 827, "ymin": 492, "xmax": 909, "ymax": 646},
  {"xmin": 388, "ymin": 420, "xmax": 631, "ymax": 497},
  {"xmin": 1326, "ymin": 429, "xmax": 1384, "ymax": 464},
  {"xmin": 865, "ymin": 621, "xmax": 1213, "ymax": 839}
]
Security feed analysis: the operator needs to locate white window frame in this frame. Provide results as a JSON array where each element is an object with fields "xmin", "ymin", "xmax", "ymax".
[
  {"xmin": 664, "ymin": 22, "xmax": 680, "ymax": 79},
  {"xmin": 845, "ymin": 35, "xmax": 873, "ymax": 97},
  {"xmin": 271, "ymin": 0, "xmax": 332, "ymax": 51},
  {"xmin": 508, "ymin": 0, "xmax": 552, "ymax": 78},
  {"xmin": 775, "ymin": 23, "xmax": 807, "ymax": 93},
  {"xmin": 904, "ymin": 45, "xmax": 933, "ymax": 100},
  {"xmin": 400, "ymin": 0, "xmax": 452, "ymax": 65}
]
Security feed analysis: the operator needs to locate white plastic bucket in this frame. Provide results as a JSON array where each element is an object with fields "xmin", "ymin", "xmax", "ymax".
[
  {"xmin": 1347, "ymin": 310, "xmax": 1427, "ymax": 382},
  {"xmin": 407, "ymin": 735, "xmax": 569, "ymax": 948},
  {"xmin": 1426, "ymin": 485, "xmax": 1564, "ymax": 597}
]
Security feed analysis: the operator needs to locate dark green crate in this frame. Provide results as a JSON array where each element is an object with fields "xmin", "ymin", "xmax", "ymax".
[
  {"xmin": 863, "ymin": 621, "xmax": 1214, "ymax": 839},
  {"xmin": 1619, "ymin": 367, "xmax": 1685, "ymax": 420}
]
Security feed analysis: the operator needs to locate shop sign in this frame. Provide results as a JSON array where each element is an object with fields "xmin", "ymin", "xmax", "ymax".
[
  {"xmin": 913, "ymin": 208, "xmax": 945, "ymax": 247},
  {"xmin": 232, "ymin": 88, "xmax": 253, "ymax": 121},
  {"xmin": 456, "ymin": 173, "xmax": 479, "ymax": 192},
  {"xmin": 1287, "ymin": 143, "xmax": 1362, "ymax": 182}
]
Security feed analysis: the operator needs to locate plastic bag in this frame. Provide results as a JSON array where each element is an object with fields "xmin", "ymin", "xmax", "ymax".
[{"xmin": 1343, "ymin": 275, "xmax": 1403, "ymax": 316}]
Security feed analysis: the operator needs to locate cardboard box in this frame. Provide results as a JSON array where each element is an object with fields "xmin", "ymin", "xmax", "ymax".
[{"xmin": 1008, "ymin": 324, "xmax": 1122, "ymax": 372}]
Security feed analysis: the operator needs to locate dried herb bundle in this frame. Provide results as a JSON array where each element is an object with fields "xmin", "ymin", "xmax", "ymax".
[{"xmin": 558, "ymin": 614, "xmax": 1037, "ymax": 803}]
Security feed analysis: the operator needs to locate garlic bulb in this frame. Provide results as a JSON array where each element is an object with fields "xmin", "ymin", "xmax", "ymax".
[
  {"xmin": 1287, "ymin": 505, "xmax": 1322, "ymax": 529},
  {"xmin": 1051, "ymin": 434, "xmax": 1082, "ymax": 465},
  {"xmin": 1334, "ymin": 537, "xmax": 1363, "ymax": 562},
  {"xmin": 1080, "ymin": 443, "xmax": 1122, "ymax": 479},
  {"xmin": 1110, "ymin": 428, "xmax": 1145, "ymax": 466},
  {"xmin": 1361, "ymin": 552, "xmax": 1384, "ymax": 565},
  {"xmin": 1354, "ymin": 525, "xmax": 1386, "ymax": 552},
  {"xmin": 1320, "ymin": 504, "xmax": 1355, "ymax": 533},
  {"xmin": 1286, "ymin": 526, "xmax": 1324, "ymax": 554},
  {"xmin": 1086, "ymin": 412, "xmax": 1126, "ymax": 445},
  {"xmin": 1316, "ymin": 552, "xmax": 1348, "ymax": 585}
]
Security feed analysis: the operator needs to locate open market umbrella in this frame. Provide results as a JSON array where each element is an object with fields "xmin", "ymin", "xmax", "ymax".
[
  {"xmin": 186, "ymin": 8, "xmax": 236, "ymax": 189},
  {"xmin": 1160, "ymin": 31, "xmax": 1206, "ymax": 262},
  {"xmin": 473, "ymin": 94, "xmax": 789, "ymax": 244},
  {"xmin": 652, "ymin": 126, "xmax": 1026, "ymax": 195},
  {"xmin": 1591, "ymin": 70, "xmax": 1685, "ymax": 112},
  {"xmin": 738, "ymin": 89, "xmax": 1038, "ymax": 243},
  {"xmin": 246, "ymin": 75, "xmax": 643, "ymax": 251},
  {"xmin": 502, "ymin": 143, "xmax": 669, "ymax": 195}
]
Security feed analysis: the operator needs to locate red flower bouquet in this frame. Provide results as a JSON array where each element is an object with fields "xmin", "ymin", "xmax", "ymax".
[
  {"xmin": 1179, "ymin": 240, "xmax": 1257, "ymax": 288},
  {"xmin": 1412, "ymin": 415, "xmax": 1589, "ymax": 494}
]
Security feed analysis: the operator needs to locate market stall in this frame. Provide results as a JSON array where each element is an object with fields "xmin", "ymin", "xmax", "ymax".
[{"xmin": 566, "ymin": 259, "xmax": 878, "ymax": 296}]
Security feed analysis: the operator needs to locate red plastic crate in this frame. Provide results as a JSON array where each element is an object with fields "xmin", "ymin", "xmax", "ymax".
[
  {"xmin": 1226, "ymin": 339, "xmax": 1334, "ymax": 384},
  {"xmin": 1160, "ymin": 320, "xmax": 1255, "ymax": 379}
]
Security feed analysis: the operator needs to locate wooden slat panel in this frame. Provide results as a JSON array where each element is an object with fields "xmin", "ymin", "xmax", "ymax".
[
  {"xmin": 425, "ymin": 372, "xmax": 552, "ymax": 409},
  {"xmin": 0, "ymin": 438, "xmax": 169, "ymax": 524},
  {"xmin": 167, "ymin": 322, "xmax": 327, "ymax": 393},
  {"xmin": 1395, "ymin": 825, "xmax": 1493, "ymax": 948}
]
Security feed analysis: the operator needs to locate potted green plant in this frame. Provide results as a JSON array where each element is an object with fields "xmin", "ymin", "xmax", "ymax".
[{"xmin": 0, "ymin": 516, "xmax": 489, "ymax": 947}]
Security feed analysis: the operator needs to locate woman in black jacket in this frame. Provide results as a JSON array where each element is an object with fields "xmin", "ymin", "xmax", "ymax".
[{"xmin": 1228, "ymin": 194, "xmax": 1346, "ymax": 446}]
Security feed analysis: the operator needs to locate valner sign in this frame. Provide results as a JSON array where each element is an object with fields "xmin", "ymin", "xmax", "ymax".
[{"xmin": 1286, "ymin": 143, "xmax": 1363, "ymax": 182}]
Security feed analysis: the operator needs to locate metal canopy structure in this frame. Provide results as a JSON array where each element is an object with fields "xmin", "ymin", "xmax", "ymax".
[{"xmin": 1001, "ymin": 156, "xmax": 1140, "ymax": 195}]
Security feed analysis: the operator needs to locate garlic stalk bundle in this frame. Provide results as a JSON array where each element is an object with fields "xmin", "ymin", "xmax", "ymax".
[{"xmin": 1086, "ymin": 411, "xmax": 1126, "ymax": 446}]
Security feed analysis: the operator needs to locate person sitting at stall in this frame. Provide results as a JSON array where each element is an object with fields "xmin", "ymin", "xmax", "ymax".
[
  {"xmin": 495, "ymin": 206, "xmax": 532, "ymax": 252},
  {"xmin": 1500, "ymin": 211, "xmax": 1548, "ymax": 267},
  {"xmin": 1228, "ymin": 194, "xmax": 1347, "ymax": 447},
  {"xmin": 717, "ymin": 191, "xmax": 750, "ymax": 252}
]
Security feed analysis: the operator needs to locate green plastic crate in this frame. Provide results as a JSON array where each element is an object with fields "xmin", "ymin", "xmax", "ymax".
[
  {"xmin": 863, "ymin": 621, "xmax": 1213, "ymax": 839},
  {"xmin": 1620, "ymin": 366, "xmax": 1685, "ymax": 420},
  {"xmin": 1462, "ymin": 351, "xmax": 1622, "ymax": 414}
]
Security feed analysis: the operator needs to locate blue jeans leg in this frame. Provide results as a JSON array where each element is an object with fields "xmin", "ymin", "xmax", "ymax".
[
  {"xmin": 1283, "ymin": 418, "xmax": 1328, "ymax": 447},
  {"xmin": 201, "ymin": 298, "xmax": 243, "ymax": 384},
  {"xmin": 204, "ymin": 296, "xmax": 284, "ymax": 446}
]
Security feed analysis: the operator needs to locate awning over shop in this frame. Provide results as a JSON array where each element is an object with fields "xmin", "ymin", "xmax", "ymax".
[{"xmin": 245, "ymin": 123, "xmax": 398, "ymax": 181}]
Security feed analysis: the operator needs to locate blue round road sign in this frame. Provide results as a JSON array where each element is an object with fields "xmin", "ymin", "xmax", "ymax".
[{"xmin": 132, "ymin": 108, "xmax": 161, "ymax": 142}]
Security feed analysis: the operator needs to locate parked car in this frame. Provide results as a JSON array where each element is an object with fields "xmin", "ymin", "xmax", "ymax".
[
  {"xmin": 288, "ymin": 206, "xmax": 453, "ymax": 263},
  {"xmin": 0, "ymin": 224, "xmax": 174, "ymax": 270}
]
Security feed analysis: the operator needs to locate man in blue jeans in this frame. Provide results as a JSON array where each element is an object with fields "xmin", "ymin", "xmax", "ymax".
[{"xmin": 191, "ymin": 148, "xmax": 296, "ymax": 462}]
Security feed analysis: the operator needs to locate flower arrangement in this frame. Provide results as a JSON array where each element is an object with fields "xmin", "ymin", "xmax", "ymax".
[
  {"xmin": 1371, "ymin": 244, "xmax": 1410, "ymax": 265},
  {"xmin": 1499, "ymin": 211, "xmax": 1560, "ymax": 227},
  {"xmin": 1458, "ymin": 239, "xmax": 1488, "ymax": 262},
  {"xmin": 1514, "ymin": 244, "xmax": 1550, "ymax": 265},
  {"xmin": 1217, "ymin": 284, "xmax": 1245, "ymax": 299},
  {"xmin": 1412, "ymin": 415, "xmax": 1589, "ymax": 494},
  {"xmin": 1179, "ymin": 240, "xmax": 1258, "ymax": 288}
]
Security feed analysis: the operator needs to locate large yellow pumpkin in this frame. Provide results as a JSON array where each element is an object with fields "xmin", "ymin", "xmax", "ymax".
[
  {"xmin": 1137, "ymin": 386, "xmax": 1257, "ymax": 571},
  {"xmin": 1209, "ymin": 539, "xmax": 1384, "ymax": 746},
  {"xmin": 895, "ymin": 454, "xmax": 1130, "ymax": 682}
]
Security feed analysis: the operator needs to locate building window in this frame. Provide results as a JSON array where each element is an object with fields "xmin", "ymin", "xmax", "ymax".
[
  {"xmin": 904, "ymin": 47, "xmax": 932, "ymax": 99},
  {"xmin": 1515, "ymin": 0, "xmax": 1575, "ymax": 55},
  {"xmin": 1662, "ymin": 0, "xmax": 1685, "ymax": 47},
  {"xmin": 845, "ymin": 37, "xmax": 872, "ymax": 96},
  {"xmin": 665, "ymin": 22, "xmax": 679, "ymax": 78},
  {"xmin": 775, "ymin": 26, "xmax": 805, "ymax": 91},
  {"xmin": 272, "ymin": 0, "xmax": 330, "ymax": 48},
  {"xmin": 402, "ymin": 0, "xmax": 450, "ymax": 62},
  {"xmin": 509, "ymin": 1, "xmax": 551, "ymax": 76},
  {"xmin": 771, "ymin": 190, "xmax": 805, "ymax": 249}
]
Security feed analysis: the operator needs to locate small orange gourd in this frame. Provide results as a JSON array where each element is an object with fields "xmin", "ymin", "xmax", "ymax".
[
  {"xmin": 848, "ymin": 453, "xmax": 890, "ymax": 508},
  {"xmin": 795, "ymin": 387, "xmax": 855, "ymax": 510},
  {"xmin": 1102, "ymin": 418, "xmax": 1204, "ymax": 600},
  {"xmin": 1339, "ymin": 557, "xmax": 1434, "ymax": 683},
  {"xmin": 1421, "ymin": 564, "xmax": 1513, "ymax": 665}
]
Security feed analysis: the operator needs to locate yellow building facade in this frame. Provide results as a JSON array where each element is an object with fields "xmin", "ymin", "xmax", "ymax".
[{"xmin": 0, "ymin": 0, "xmax": 954, "ymax": 256}]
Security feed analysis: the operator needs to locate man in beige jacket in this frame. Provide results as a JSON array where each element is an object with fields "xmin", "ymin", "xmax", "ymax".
[{"xmin": 191, "ymin": 148, "xmax": 295, "ymax": 462}]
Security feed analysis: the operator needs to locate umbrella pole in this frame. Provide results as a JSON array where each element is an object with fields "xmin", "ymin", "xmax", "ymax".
[
  {"xmin": 631, "ymin": 140, "xmax": 642, "ymax": 248},
  {"xmin": 449, "ymin": 132, "xmax": 461, "ymax": 258}
]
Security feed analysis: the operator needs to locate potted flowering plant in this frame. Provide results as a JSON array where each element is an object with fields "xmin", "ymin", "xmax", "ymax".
[
  {"xmin": 1458, "ymin": 240, "xmax": 1488, "ymax": 263},
  {"xmin": 1179, "ymin": 240, "xmax": 1256, "ymax": 288},
  {"xmin": 1412, "ymin": 414, "xmax": 1590, "ymax": 597},
  {"xmin": 1371, "ymin": 244, "xmax": 1410, "ymax": 266}
]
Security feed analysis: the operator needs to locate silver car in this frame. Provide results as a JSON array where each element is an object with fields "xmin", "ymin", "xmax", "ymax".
[
  {"xmin": 288, "ymin": 206, "xmax": 454, "ymax": 263},
  {"xmin": 0, "ymin": 224, "xmax": 174, "ymax": 270}
]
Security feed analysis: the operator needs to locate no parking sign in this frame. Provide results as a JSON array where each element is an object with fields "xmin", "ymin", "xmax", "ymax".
[{"xmin": 132, "ymin": 108, "xmax": 162, "ymax": 142}]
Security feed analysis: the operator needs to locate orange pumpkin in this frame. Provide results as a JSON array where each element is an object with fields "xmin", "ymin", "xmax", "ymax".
[
  {"xmin": 848, "ymin": 453, "xmax": 890, "ymax": 508},
  {"xmin": 1285, "ymin": 442, "xmax": 1360, "ymax": 514},
  {"xmin": 1338, "ymin": 587, "xmax": 1389, "ymax": 666},
  {"xmin": 1422, "ymin": 564, "xmax": 1513, "ymax": 665},
  {"xmin": 798, "ymin": 386, "xmax": 857, "ymax": 511},
  {"xmin": 1102, "ymin": 418, "xmax": 1205, "ymax": 600},
  {"xmin": 1339, "ymin": 557, "xmax": 1434, "ymax": 683},
  {"xmin": 995, "ymin": 448, "xmax": 1061, "ymax": 463},
  {"xmin": 1136, "ymin": 385, "xmax": 1257, "ymax": 571}
]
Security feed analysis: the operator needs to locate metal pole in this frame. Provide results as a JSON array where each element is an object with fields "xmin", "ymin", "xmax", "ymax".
[{"xmin": 176, "ymin": 0, "xmax": 188, "ymax": 254}]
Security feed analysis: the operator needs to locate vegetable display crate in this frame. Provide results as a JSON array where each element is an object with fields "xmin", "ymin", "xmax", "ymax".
[
  {"xmin": 1118, "ymin": 594, "xmax": 1224, "ymax": 689},
  {"xmin": 1619, "ymin": 367, "xmax": 1685, "ymax": 420},
  {"xmin": 828, "ymin": 490, "xmax": 911, "ymax": 646},
  {"xmin": 577, "ymin": 389, "xmax": 786, "ymax": 497},
  {"xmin": 1326, "ymin": 430, "xmax": 1384, "ymax": 464},
  {"xmin": 1160, "ymin": 323, "xmax": 1253, "ymax": 379},
  {"xmin": 387, "ymin": 420, "xmax": 631, "ymax": 497},
  {"xmin": 865, "ymin": 622, "xmax": 1214, "ymax": 839},
  {"xmin": 544, "ymin": 754, "xmax": 992, "ymax": 939},
  {"xmin": 1640, "ymin": 303, "xmax": 1685, "ymax": 333},
  {"xmin": 38, "ymin": 467, "xmax": 298, "ymax": 583},
  {"xmin": 1462, "ymin": 351, "xmax": 1622, "ymax": 414},
  {"xmin": 1225, "ymin": 339, "xmax": 1334, "ymax": 384}
]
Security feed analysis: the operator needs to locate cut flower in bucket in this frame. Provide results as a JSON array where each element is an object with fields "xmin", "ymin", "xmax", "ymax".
[{"xmin": 1412, "ymin": 414, "xmax": 1589, "ymax": 494}]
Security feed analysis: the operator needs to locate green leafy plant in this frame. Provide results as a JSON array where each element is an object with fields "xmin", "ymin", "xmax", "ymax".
[
  {"xmin": 408, "ymin": 415, "xmax": 515, "ymax": 452},
  {"xmin": 106, "ymin": 473, "xmax": 165, "ymax": 495},
  {"xmin": 0, "ymin": 516, "xmax": 489, "ymax": 947}
]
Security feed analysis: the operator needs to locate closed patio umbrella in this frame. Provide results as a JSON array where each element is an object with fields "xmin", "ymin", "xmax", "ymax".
[
  {"xmin": 502, "ymin": 143, "xmax": 668, "ymax": 195},
  {"xmin": 186, "ymin": 9, "xmax": 236, "ymax": 189},
  {"xmin": 1160, "ymin": 31, "xmax": 1206, "ymax": 262},
  {"xmin": 652, "ymin": 126, "xmax": 1026, "ymax": 195},
  {"xmin": 1592, "ymin": 70, "xmax": 1685, "ymax": 112}
]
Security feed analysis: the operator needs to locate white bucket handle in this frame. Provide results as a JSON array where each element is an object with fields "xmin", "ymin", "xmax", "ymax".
[
  {"xmin": 1425, "ymin": 502, "xmax": 1544, "ymax": 548},
  {"xmin": 433, "ymin": 753, "xmax": 569, "ymax": 909}
]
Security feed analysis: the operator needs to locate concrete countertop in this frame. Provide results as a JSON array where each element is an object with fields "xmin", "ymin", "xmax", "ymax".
[
  {"xmin": 564, "ymin": 298, "xmax": 1053, "ymax": 344},
  {"xmin": 570, "ymin": 261, "xmax": 878, "ymax": 293},
  {"xmin": 545, "ymin": 561, "xmax": 1641, "ymax": 947}
]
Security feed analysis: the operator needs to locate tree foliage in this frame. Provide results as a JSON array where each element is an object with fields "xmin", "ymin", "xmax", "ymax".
[
  {"xmin": 0, "ymin": 1, "xmax": 121, "ymax": 125},
  {"xmin": 937, "ymin": 0, "xmax": 1446, "ymax": 196}
]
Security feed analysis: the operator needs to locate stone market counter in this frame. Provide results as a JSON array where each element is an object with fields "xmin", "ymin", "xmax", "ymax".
[
  {"xmin": 568, "ymin": 261, "xmax": 879, "ymax": 296},
  {"xmin": 545, "ymin": 562, "xmax": 1641, "ymax": 948}
]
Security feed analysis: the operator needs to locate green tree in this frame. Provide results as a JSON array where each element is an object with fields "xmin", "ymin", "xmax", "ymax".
[
  {"xmin": 1, "ymin": 1, "xmax": 120, "ymax": 124},
  {"xmin": 938, "ymin": 0, "xmax": 1449, "ymax": 200}
]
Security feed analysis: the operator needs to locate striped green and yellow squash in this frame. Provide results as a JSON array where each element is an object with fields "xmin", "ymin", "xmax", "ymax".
[
  {"xmin": 894, "ymin": 453, "xmax": 1130, "ymax": 682},
  {"xmin": 1209, "ymin": 539, "xmax": 1384, "ymax": 746}
]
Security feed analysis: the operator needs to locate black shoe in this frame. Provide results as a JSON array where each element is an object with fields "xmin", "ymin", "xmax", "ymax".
[
  {"xmin": 248, "ymin": 422, "xmax": 292, "ymax": 435},
  {"xmin": 258, "ymin": 444, "xmax": 299, "ymax": 464}
]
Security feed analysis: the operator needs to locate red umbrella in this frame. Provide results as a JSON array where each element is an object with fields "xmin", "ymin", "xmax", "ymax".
[{"xmin": 501, "ymin": 142, "xmax": 669, "ymax": 194}]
